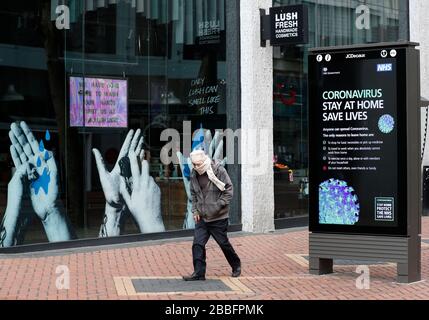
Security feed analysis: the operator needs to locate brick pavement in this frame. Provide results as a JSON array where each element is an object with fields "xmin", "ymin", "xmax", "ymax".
[{"xmin": 0, "ymin": 219, "xmax": 429, "ymax": 300}]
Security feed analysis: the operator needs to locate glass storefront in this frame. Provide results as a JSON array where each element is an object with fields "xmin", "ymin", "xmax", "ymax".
[
  {"xmin": 0, "ymin": 0, "xmax": 240, "ymax": 247},
  {"xmin": 272, "ymin": 0, "xmax": 409, "ymax": 219},
  {"xmin": 0, "ymin": 0, "xmax": 413, "ymax": 247}
]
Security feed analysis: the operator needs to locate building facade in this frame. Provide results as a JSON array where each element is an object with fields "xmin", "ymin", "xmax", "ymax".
[{"xmin": 0, "ymin": 0, "xmax": 425, "ymax": 250}]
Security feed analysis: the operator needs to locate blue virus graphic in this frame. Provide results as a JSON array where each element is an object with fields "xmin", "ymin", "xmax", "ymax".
[
  {"xmin": 319, "ymin": 179, "xmax": 360, "ymax": 225},
  {"xmin": 378, "ymin": 114, "xmax": 395, "ymax": 134}
]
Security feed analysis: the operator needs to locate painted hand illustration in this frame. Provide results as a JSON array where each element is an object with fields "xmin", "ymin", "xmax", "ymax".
[
  {"xmin": 176, "ymin": 130, "xmax": 226, "ymax": 229},
  {"xmin": 93, "ymin": 129, "xmax": 143, "ymax": 237},
  {"xmin": 8, "ymin": 121, "xmax": 74, "ymax": 243},
  {"xmin": 0, "ymin": 159, "xmax": 32, "ymax": 247},
  {"xmin": 120, "ymin": 152, "xmax": 165, "ymax": 234}
]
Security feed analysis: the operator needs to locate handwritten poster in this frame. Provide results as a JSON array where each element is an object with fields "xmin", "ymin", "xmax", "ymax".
[
  {"xmin": 187, "ymin": 78, "xmax": 222, "ymax": 115},
  {"xmin": 70, "ymin": 77, "xmax": 128, "ymax": 128}
]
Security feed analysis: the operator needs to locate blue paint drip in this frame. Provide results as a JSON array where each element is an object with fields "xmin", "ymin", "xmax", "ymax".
[
  {"xmin": 45, "ymin": 130, "xmax": 51, "ymax": 141},
  {"xmin": 192, "ymin": 124, "xmax": 205, "ymax": 151},
  {"xmin": 31, "ymin": 168, "xmax": 50, "ymax": 195},
  {"xmin": 39, "ymin": 140, "xmax": 45, "ymax": 152},
  {"xmin": 183, "ymin": 163, "xmax": 191, "ymax": 179},
  {"xmin": 44, "ymin": 151, "xmax": 50, "ymax": 161},
  {"xmin": 36, "ymin": 157, "xmax": 42, "ymax": 167}
]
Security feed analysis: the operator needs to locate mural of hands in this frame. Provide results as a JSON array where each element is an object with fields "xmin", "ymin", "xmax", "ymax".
[
  {"xmin": 176, "ymin": 129, "xmax": 226, "ymax": 229},
  {"xmin": 119, "ymin": 152, "xmax": 165, "ymax": 234},
  {"xmin": 9, "ymin": 122, "xmax": 58, "ymax": 219},
  {"xmin": 5, "ymin": 121, "xmax": 74, "ymax": 244},
  {"xmin": 93, "ymin": 129, "xmax": 165, "ymax": 236},
  {"xmin": 93, "ymin": 129, "xmax": 144, "ymax": 237},
  {"xmin": 0, "ymin": 161, "xmax": 31, "ymax": 247},
  {"xmin": 6, "ymin": 150, "xmax": 28, "ymax": 213},
  {"xmin": 93, "ymin": 129, "xmax": 144, "ymax": 208}
]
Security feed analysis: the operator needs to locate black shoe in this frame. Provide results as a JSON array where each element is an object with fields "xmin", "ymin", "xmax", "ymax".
[
  {"xmin": 183, "ymin": 273, "xmax": 206, "ymax": 281},
  {"xmin": 232, "ymin": 266, "xmax": 241, "ymax": 278}
]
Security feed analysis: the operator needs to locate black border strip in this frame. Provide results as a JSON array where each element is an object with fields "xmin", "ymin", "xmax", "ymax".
[{"xmin": 275, "ymin": 216, "xmax": 308, "ymax": 230}]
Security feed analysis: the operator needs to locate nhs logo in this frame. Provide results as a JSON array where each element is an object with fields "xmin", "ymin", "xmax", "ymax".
[{"xmin": 377, "ymin": 63, "xmax": 393, "ymax": 72}]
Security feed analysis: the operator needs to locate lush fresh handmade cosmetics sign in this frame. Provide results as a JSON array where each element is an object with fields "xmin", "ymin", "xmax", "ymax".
[
  {"xmin": 270, "ymin": 5, "xmax": 308, "ymax": 45},
  {"xmin": 309, "ymin": 47, "xmax": 407, "ymax": 235}
]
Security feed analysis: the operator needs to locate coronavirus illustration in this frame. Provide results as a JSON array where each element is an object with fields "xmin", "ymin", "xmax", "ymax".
[
  {"xmin": 319, "ymin": 179, "xmax": 360, "ymax": 225},
  {"xmin": 378, "ymin": 114, "xmax": 395, "ymax": 134}
]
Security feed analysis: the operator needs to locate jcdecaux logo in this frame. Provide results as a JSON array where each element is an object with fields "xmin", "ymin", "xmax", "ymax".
[{"xmin": 346, "ymin": 53, "xmax": 366, "ymax": 59}]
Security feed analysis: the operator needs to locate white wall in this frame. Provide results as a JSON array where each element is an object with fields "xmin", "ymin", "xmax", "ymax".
[
  {"xmin": 409, "ymin": 0, "xmax": 429, "ymax": 166},
  {"xmin": 240, "ymin": 0, "xmax": 275, "ymax": 233}
]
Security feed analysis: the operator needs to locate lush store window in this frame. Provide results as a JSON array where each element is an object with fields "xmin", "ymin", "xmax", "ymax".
[
  {"xmin": 272, "ymin": 0, "xmax": 409, "ymax": 219},
  {"xmin": 0, "ymin": 0, "xmax": 239, "ymax": 247}
]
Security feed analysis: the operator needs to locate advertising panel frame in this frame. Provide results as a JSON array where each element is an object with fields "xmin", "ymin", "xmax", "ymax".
[
  {"xmin": 308, "ymin": 45, "xmax": 408, "ymax": 236},
  {"xmin": 308, "ymin": 42, "xmax": 421, "ymax": 283}
]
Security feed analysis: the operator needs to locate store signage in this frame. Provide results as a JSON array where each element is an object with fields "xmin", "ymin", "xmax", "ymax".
[
  {"xmin": 197, "ymin": 19, "xmax": 221, "ymax": 45},
  {"xmin": 308, "ymin": 45, "xmax": 419, "ymax": 236},
  {"xmin": 269, "ymin": 5, "xmax": 308, "ymax": 46}
]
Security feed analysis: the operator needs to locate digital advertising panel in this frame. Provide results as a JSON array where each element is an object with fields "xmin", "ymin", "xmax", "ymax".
[
  {"xmin": 309, "ymin": 46, "xmax": 408, "ymax": 236},
  {"xmin": 69, "ymin": 76, "xmax": 128, "ymax": 128}
]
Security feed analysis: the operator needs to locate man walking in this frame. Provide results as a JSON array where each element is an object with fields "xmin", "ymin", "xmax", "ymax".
[{"xmin": 183, "ymin": 150, "xmax": 241, "ymax": 281}]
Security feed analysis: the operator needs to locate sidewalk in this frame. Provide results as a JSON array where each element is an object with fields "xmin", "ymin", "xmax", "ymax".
[{"xmin": 1, "ymin": 219, "xmax": 429, "ymax": 300}]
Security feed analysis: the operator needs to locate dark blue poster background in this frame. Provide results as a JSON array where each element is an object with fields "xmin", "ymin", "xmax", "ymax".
[{"xmin": 309, "ymin": 47, "xmax": 408, "ymax": 236}]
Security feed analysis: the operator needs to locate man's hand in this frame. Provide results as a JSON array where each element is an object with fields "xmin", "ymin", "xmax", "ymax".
[{"xmin": 194, "ymin": 214, "xmax": 201, "ymax": 223}]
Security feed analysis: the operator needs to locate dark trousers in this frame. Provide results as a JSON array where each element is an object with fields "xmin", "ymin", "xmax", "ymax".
[{"xmin": 192, "ymin": 218, "xmax": 241, "ymax": 276}]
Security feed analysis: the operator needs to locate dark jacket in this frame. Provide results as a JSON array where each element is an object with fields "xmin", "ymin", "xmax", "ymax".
[{"xmin": 190, "ymin": 161, "xmax": 233, "ymax": 222}]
